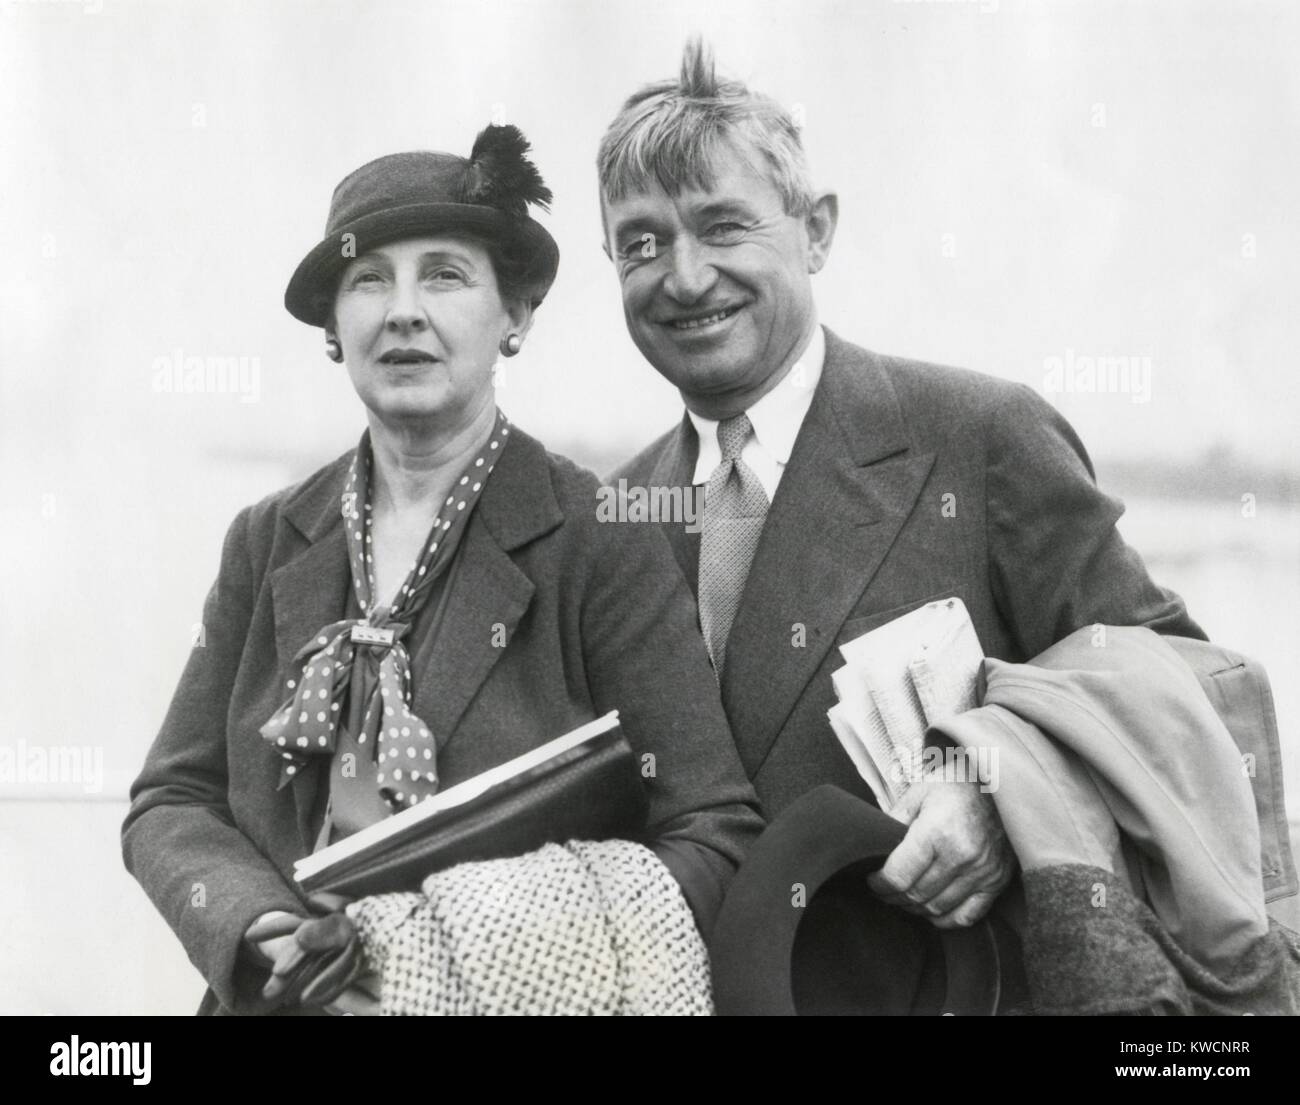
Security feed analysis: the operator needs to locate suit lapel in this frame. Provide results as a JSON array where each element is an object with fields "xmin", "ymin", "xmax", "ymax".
[
  {"xmin": 721, "ymin": 329, "xmax": 935, "ymax": 776},
  {"xmin": 644, "ymin": 414, "xmax": 701, "ymax": 595}
]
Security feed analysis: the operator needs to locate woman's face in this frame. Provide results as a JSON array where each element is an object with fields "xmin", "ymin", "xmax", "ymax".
[{"xmin": 331, "ymin": 235, "xmax": 527, "ymax": 431}]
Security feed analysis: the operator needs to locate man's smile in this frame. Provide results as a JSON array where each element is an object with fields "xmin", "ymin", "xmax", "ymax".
[{"xmin": 659, "ymin": 303, "xmax": 746, "ymax": 333}]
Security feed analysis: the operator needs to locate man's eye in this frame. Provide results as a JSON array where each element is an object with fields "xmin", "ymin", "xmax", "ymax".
[
  {"xmin": 704, "ymin": 221, "xmax": 747, "ymax": 242},
  {"xmin": 616, "ymin": 231, "xmax": 663, "ymax": 262}
]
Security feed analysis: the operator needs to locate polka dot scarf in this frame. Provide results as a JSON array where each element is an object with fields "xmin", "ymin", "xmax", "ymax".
[{"xmin": 259, "ymin": 412, "xmax": 511, "ymax": 811}]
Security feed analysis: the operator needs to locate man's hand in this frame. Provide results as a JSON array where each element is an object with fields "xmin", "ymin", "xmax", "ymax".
[{"xmin": 866, "ymin": 774, "xmax": 1014, "ymax": 928}]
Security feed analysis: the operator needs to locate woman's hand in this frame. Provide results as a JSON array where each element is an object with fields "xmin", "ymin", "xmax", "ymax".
[
  {"xmin": 323, "ymin": 969, "xmax": 382, "ymax": 1016},
  {"xmin": 244, "ymin": 895, "xmax": 370, "ymax": 1011},
  {"xmin": 245, "ymin": 910, "xmax": 300, "ymax": 968}
]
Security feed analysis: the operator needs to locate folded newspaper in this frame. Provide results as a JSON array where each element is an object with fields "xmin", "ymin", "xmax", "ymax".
[{"xmin": 827, "ymin": 597, "xmax": 984, "ymax": 812}]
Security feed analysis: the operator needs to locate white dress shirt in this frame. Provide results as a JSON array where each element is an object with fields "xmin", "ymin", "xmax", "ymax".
[{"xmin": 687, "ymin": 324, "xmax": 825, "ymax": 501}]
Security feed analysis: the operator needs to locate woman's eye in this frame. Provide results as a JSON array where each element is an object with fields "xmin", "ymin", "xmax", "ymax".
[
  {"xmin": 425, "ymin": 268, "xmax": 465, "ymax": 283},
  {"xmin": 351, "ymin": 271, "xmax": 384, "ymax": 286}
]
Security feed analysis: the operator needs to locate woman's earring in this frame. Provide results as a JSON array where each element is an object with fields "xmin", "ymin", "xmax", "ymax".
[
  {"xmin": 325, "ymin": 337, "xmax": 343, "ymax": 363},
  {"xmin": 500, "ymin": 333, "xmax": 522, "ymax": 357}
]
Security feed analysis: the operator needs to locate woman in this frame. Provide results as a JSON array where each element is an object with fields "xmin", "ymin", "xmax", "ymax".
[{"xmin": 121, "ymin": 125, "xmax": 764, "ymax": 1015}]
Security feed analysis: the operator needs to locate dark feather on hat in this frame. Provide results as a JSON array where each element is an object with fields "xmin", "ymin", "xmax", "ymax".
[{"xmin": 460, "ymin": 124, "xmax": 553, "ymax": 218}]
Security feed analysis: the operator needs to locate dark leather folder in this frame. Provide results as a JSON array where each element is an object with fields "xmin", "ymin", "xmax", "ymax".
[{"xmin": 296, "ymin": 719, "xmax": 649, "ymax": 898}]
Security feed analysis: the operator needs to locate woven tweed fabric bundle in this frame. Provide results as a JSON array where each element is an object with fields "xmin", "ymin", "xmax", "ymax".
[{"xmin": 349, "ymin": 839, "xmax": 714, "ymax": 1016}]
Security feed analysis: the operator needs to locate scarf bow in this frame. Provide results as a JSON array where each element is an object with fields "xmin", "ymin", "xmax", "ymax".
[{"xmin": 259, "ymin": 414, "xmax": 510, "ymax": 813}]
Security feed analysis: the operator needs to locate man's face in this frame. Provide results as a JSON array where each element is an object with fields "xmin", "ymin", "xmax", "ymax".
[{"xmin": 603, "ymin": 143, "xmax": 821, "ymax": 419}]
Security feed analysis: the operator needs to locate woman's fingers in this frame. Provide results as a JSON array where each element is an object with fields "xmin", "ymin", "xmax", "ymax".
[
  {"xmin": 272, "ymin": 938, "xmax": 310, "ymax": 978},
  {"xmin": 324, "ymin": 985, "xmax": 382, "ymax": 1017},
  {"xmin": 262, "ymin": 952, "xmax": 315, "ymax": 1003},
  {"xmin": 299, "ymin": 944, "xmax": 364, "ymax": 1007},
  {"xmin": 245, "ymin": 912, "xmax": 304, "ymax": 943},
  {"xmin": 296, "ymin": 912, "xmax": 354, "ymax": 953},
  {"xmin": 262, "ymin": 936, "xmax": 317, "ymax": 1002}
]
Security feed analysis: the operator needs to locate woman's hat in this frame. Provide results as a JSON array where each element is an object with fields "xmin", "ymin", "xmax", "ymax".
[
  {"xmin": 708, "ymin": 785, "xmax": 1024, "ymax": 1015},
  {"xmin": 284, "ymin": 124, "xmax": 559, "ymax": 327}
]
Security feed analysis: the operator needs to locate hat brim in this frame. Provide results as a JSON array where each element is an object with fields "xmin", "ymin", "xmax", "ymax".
[
  {"xmin": 283, "ymin": 202, "xmax": 559, "ymax": 327},
  {"xmin": 708, "ymin": 785, "xmax": 1011, "ymax": 1015}
]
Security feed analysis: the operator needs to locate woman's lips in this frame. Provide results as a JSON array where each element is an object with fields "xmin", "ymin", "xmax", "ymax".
[{"xmin": 376, "ymin": 354, "xmax": 442, "ymax": 381}]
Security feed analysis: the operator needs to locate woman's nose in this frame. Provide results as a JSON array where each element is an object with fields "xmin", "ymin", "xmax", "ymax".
[
  {"xmin": 384, "ymin": 277, "xmax": 428, "ymax": 331},
  {"xmin": 662, "ymin": 239, "xmax": 718, "ymax": 305}
]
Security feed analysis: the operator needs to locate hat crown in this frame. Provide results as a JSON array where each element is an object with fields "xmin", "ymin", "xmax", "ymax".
[
  {"xmin": 325, "ymin": 151, "xmax": 472, "ymax": 235},
  {"xmin": 285, "ymin": 125, "xmax": 559, "ymax": 326}
]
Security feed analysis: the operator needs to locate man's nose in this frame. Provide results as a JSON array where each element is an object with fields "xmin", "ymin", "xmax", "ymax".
[
  {"xmin": 384, "ymin": 276, "xmax": 429, "ymax": 331},
  {"xmin": 662, "ymin": 239, "xmax": 718, "ymax": 305}
]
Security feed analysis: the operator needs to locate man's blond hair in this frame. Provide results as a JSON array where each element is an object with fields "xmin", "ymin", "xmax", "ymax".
[{"xmin": 597, "ymin": 38, "xmax": 814, "ymax": 217}]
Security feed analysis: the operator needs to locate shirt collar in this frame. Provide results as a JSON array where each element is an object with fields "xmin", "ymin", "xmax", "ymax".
[{"xmin": 687, "ymin": 323, "xmax": 825, "ymax": 485}]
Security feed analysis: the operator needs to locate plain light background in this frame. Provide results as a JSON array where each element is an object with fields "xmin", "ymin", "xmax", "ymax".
[{"xmin": 2, "ymin": 0, "xmax": 1297, "ymax": 1013}]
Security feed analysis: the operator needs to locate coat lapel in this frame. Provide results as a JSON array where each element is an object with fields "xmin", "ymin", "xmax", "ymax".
[
  {"xmin": 721, "ymin": 329, "xmax": 936, "ymax": 776},
  {"xmin": 408, "ymin": 430, "xmax": 562, "ymax": 746},
  {"xmin": 267, "ymin": 427, "xmax": 563, "ymax": 850},
  {"xmin": 271, "ymin": 453, "xmax": 355, "ymax": 850}
]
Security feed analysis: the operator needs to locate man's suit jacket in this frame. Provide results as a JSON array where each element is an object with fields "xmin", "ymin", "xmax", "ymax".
[
  {"xmin": 613, "ymin": 327, "xmax": 1206, "ymax": 818},
  {"xmin": 122, "ymin": 425, "xmax": 763, "ymax": 1015}
]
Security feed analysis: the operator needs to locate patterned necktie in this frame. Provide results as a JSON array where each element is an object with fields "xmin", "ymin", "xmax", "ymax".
[{"xmin": 698, "ymin": 413, "xmax": 770, "ymax": 676}]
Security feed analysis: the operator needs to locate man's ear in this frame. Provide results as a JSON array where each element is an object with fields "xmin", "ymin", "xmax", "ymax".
[
  {"xmin": 805, "ymin": 191, "xmax": 839, "ymax": 274},
  {"xmin": 597, "ymin": 191, "xmax": 615, "ymax": 263}
]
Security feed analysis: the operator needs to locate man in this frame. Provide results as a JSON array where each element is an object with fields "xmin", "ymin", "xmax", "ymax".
[{"xmin": 598, "ymin": 41, "xmax": 1205, "ymax": 931}]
